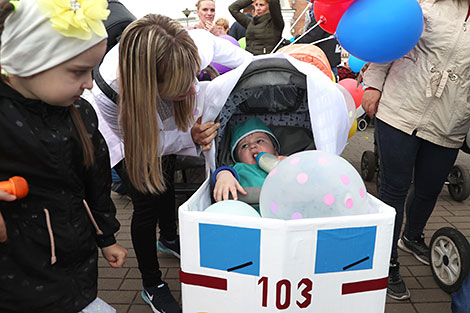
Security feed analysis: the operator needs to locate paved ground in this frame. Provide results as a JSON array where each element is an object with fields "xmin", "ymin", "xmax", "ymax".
[{"xmin": 98, "ymin": 125, "xmax": 470, "ymax": 313}]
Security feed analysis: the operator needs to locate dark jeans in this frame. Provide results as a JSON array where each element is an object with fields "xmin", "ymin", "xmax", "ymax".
[
  {"xmin": 375, "ymin": 119, "xmax": 458, "ymax": 259},
  {"xmin": 114, "ymin": 156, "xmax": 177, "ymax": 287}
]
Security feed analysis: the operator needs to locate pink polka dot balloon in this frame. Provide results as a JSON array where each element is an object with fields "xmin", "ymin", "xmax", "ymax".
[{"xmin": 259, "ymin": 150, "xmax": 368, "ymax": 220}]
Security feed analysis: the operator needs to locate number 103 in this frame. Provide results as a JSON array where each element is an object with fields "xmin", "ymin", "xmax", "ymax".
[{"xmin": 258, "ymin": 277, "xmax": 314, "ymax": 310}]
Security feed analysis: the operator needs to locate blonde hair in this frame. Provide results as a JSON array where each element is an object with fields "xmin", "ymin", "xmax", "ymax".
[
  {"xmin": 118, "ymin": 14, "xmax": 201, "ymax": 194},
  {"xmin": 215, "ymin": 18, "xmax": 229, "ymax": 32},
  {"xmin": 195, "ymin": 0, "xmax": 215, "ymax": 9}
]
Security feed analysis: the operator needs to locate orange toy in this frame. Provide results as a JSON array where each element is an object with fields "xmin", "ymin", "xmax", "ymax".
[
  {"xmin": 0, "ymin": 176, "xmax": 29, "ymax": 199},
  {"xmin": 278, "ymin": 44, "xmax": 335, "ymax": 81}
]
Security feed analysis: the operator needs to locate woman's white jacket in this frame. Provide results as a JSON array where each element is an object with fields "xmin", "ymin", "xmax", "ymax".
[{"xmin": 89, "ymin": 29, "xmax": 252, "ymax": 167}]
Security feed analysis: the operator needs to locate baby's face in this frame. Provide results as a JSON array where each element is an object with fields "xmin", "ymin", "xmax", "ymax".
[{"xmin": 237, "ymin": 132, "xmax": 277, "ymax": 164}]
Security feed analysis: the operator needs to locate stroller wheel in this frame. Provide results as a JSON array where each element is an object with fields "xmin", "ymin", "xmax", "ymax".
[
  {"xmin": 430, "ymin": 227, "xmax": 470, "ymax": 293},
  {"xmin": 357, "ymin": 118, "xmax": 368, "ymax": 131},
  {"xmin": 360, "ymin": 150, "xmax": 376, "ymax": 182},
  {"xmin": 447, "ymin": 165, "xmax": 470, "ymax": 202}
]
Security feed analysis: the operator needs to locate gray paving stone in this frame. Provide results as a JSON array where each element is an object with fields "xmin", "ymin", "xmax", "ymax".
[
  {"xmin": 98, "ymin": 290, "xmax": 137, "ymax": 304},
  {"xmin": 414, "ymin": 302, "xmax": 451, "ymax": 313},
  {"xmin": 385, "ymin": 303, "xmax": 417, "ymax": 313},
  {"xmin": 127, "ymin": 304, "xmax": 153, "ymax": 313},
  {"xmin": 410, "ymin": 289, "xmax": 451, "ymax": 303},
  {"xmin": 112, "ymin": 304, "xmax": 129, "ymax": 313},
  {"xmin": 98, "ymin": 278, "xmax": 123, "ymax": 290},
  {"xmin": 120, "ymin": 278, "xmax": 144, "ymax": 291},
  {"xmin": 407, "ymin": 265, "xmax": 433, "ymax": 277}
]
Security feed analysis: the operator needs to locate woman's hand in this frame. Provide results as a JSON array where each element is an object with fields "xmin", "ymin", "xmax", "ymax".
[
  {"xmin": 0, "ymin": 190, "xmax": 16, "ymax": 243},
  {"xmin": 191, "ymin": 116, "xmax": 220, "ymax": 151},
  {"xmin": 362, "ymin": 88, "xmax": 382, "ymax": 118},
  {"xmin": 101, "ymin": 243, "xmax": 128, "ymax": 268},
  {"xmin": 213, "ymin": 170, "xmax": 247, "ymax": 202}
]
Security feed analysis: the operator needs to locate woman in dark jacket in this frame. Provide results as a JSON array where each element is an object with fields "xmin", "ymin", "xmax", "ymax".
[{"xmin": 229, "ymin": 0, "xmax": 284, "ymax": 55}]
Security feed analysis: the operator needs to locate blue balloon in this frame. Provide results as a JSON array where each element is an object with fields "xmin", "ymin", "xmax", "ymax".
[
  {"xmin": 336, "ymin": 0, "xmax": 423, "ymax": 63},
  {"xmin": 348, "ymin": 54, "xmax": 367, "ymax": 73}
]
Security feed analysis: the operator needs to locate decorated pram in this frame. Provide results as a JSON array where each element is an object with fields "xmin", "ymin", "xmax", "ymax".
[{"xmin": 178, "ymin": 54, "xmax": 396, "ymax": 313}]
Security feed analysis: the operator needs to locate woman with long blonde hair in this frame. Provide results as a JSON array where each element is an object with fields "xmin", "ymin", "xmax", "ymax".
[{"xmin": 91, "ymin": 13, "xmax": 251, "ymax": 313}]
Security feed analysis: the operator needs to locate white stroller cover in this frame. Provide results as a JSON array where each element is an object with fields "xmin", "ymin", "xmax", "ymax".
[{"xmin": 199, "ymin": 53, "xmax": 349, "ymax": 173}]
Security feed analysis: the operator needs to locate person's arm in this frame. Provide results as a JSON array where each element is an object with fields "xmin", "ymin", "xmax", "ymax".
[
  {"xmin": 78, "ymin": 100, "xmax": 126, "ymax": 265},
  {"xmin": 229, "ymin": 0, "xmax": 254, "ymax": 29},
  {"xmin": 269, "ymin": 0, "xmax": 285, "ymax": 31},
  {"xmin": 159, "ymin": 117, "xmax": 219, "ymax": 156},
  {"xmin": 361, "ymin": 62, "xmax": 393, "ymax": 117},
  {"xmin": 212, "ymin": 166, "xmax": 247, "ymax": 201},
  {"xmin": 188, "ymin": 29, "xmax": 252, "ymax": 71}
]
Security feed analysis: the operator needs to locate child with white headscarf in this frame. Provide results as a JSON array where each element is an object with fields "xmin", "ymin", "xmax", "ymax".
[{"xmin": 0, "ymin": 0, "xmax": 127, "ymax": 311}]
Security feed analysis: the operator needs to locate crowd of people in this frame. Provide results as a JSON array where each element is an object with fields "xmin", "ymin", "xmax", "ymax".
[{"xmin": 0, "ymin": 0, "xmax": 469, "ymax": 312}]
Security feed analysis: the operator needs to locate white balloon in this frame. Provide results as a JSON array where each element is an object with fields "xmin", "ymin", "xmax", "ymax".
[
  {"xmin": 260, "ymin": 150, "xmax": 369, "ymax": 220},
  {"xmin": 205, "ymin": 200, "xmax": 261, "ymax": 217}
]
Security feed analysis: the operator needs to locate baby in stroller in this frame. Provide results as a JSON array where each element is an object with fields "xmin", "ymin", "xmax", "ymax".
[
  {"xmin": 178, "ymin": 56, "xmax": 397, "ymax": 313},
  {"xmin": 212, "ymin": 117, "xmax": 284, "ymax": 205}
]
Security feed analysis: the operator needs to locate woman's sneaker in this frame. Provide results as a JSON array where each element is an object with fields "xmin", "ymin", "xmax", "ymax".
[
  {"xmin": 388, "ymin": 259, "xmax": 411, "ymax": 300},
  {"xmin": 142, "ymin": 282, "xmax": 181, "ymax": 313},
  {"xmin": 157, "ymin": 236, "xmax": 180, "ymax": 258},
  {"xmin": 398, "ymin": 234, "xmax": 430, "ymax": 265}
]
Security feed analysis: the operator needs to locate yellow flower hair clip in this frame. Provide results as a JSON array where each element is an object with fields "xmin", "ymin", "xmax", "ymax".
[
  {"xmin": 9, "ymin": 0, "xmax": 19, "ymax": 10},
  {"xmin": 37, "ymin": 0, "xmax": 110, "ymax": 40}
]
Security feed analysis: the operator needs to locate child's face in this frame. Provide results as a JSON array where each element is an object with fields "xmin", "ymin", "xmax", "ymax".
[
  {"xmin": 17, "ymin": 40, "xmax": 106, "ymax": 107},
  {"xmin": 237, "ymin": 132, "xmax": 277, "ymax": 164}
]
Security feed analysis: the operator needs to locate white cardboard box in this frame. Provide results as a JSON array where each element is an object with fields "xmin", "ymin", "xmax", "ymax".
[{"xmin": 179, "ymin": 179, "xmax": 395, "ymax": 313}]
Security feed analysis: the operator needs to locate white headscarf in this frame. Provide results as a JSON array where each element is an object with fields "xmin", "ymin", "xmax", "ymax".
[{"xmin": 1, "ymin": 0, "xmax": 109, "ymax": 77}]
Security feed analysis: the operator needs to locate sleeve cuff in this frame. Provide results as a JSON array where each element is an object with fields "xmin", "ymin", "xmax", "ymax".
[
  {"xmin": 96, "ymin": 234, "xmax": 117, "ymax": 248},
  {"xmin": 212, "ymin": 166, "xmax": 238, "ymax": 185}
]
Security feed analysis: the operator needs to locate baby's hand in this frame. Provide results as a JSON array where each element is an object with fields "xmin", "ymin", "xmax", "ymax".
[
  {"xmin": 213, "ymin": 170, "xmax": 247, "ymax": 202},
  {"xmin": 101, "ymin": 243, "xmax": 128, "ymax": 268}
]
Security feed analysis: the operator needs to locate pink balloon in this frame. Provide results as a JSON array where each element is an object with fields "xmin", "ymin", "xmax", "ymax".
[
  {"xmin": 338, "ymin": 78, "xmax": 364, "ymax": 109},
  {"xmin": 314, "ymin": 0, "xmax": 355, "ymax": 34}
]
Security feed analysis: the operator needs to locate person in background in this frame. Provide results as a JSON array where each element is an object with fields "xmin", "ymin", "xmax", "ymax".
[
  {"xmin": 362, "ymin": 0, "xmax": 470, "ymax": 301},
  {"xmin": 0, "ymin": 0, "xmax": 127, "ymax": 311},
  {"xmin": 228, "ymin": 4, "xmax": 255, "ymax": 40},
  {"xmin": 190, "ymin": 0, "xmax": 225, "ymax": 36},
  {"xmin": 215, "ymin": 17, "xmax": 230, "ymax": 35},
  {"xmin": 229, "ymin": 0, "xmax": 284, "ymax": 55},
  {"xmin": 91, "ymin": 14, "xmax": 252, "ymax": 313},
  {"xmin": 296, "ymin": 2, "xmax": 341, "ymax": 80}
]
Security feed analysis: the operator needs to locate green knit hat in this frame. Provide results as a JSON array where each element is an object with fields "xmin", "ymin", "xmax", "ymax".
[{"xmin": 230, "ymin": 118, "xmax": 280, "ymax": 162}]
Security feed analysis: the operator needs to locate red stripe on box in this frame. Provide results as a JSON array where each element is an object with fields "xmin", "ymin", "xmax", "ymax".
[
  {"xmin": 179, "ymin": 270, "xmax": 228, "ymax": 291},
  {"xmin": 342, "ymin": 277, "xmax": 388, "ymax": 295}
]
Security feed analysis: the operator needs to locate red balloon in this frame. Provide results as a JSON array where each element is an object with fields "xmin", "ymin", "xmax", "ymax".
[
  {"xmin": 314, "ymin": 0, "xmax": 355, "ymax": 34},
  {"xmin": 338, "ymin": 78, "xmax": 364, "ymax": 109}
]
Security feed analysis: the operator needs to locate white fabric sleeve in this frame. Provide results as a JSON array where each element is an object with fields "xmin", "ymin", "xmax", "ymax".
[
  {"xmin": 188, "ymin": 29, "xmax": 252, "ymax": 71},
  {"xmin": 159, "ymin": 128, "xmax": 200, "ymax": 157}
]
